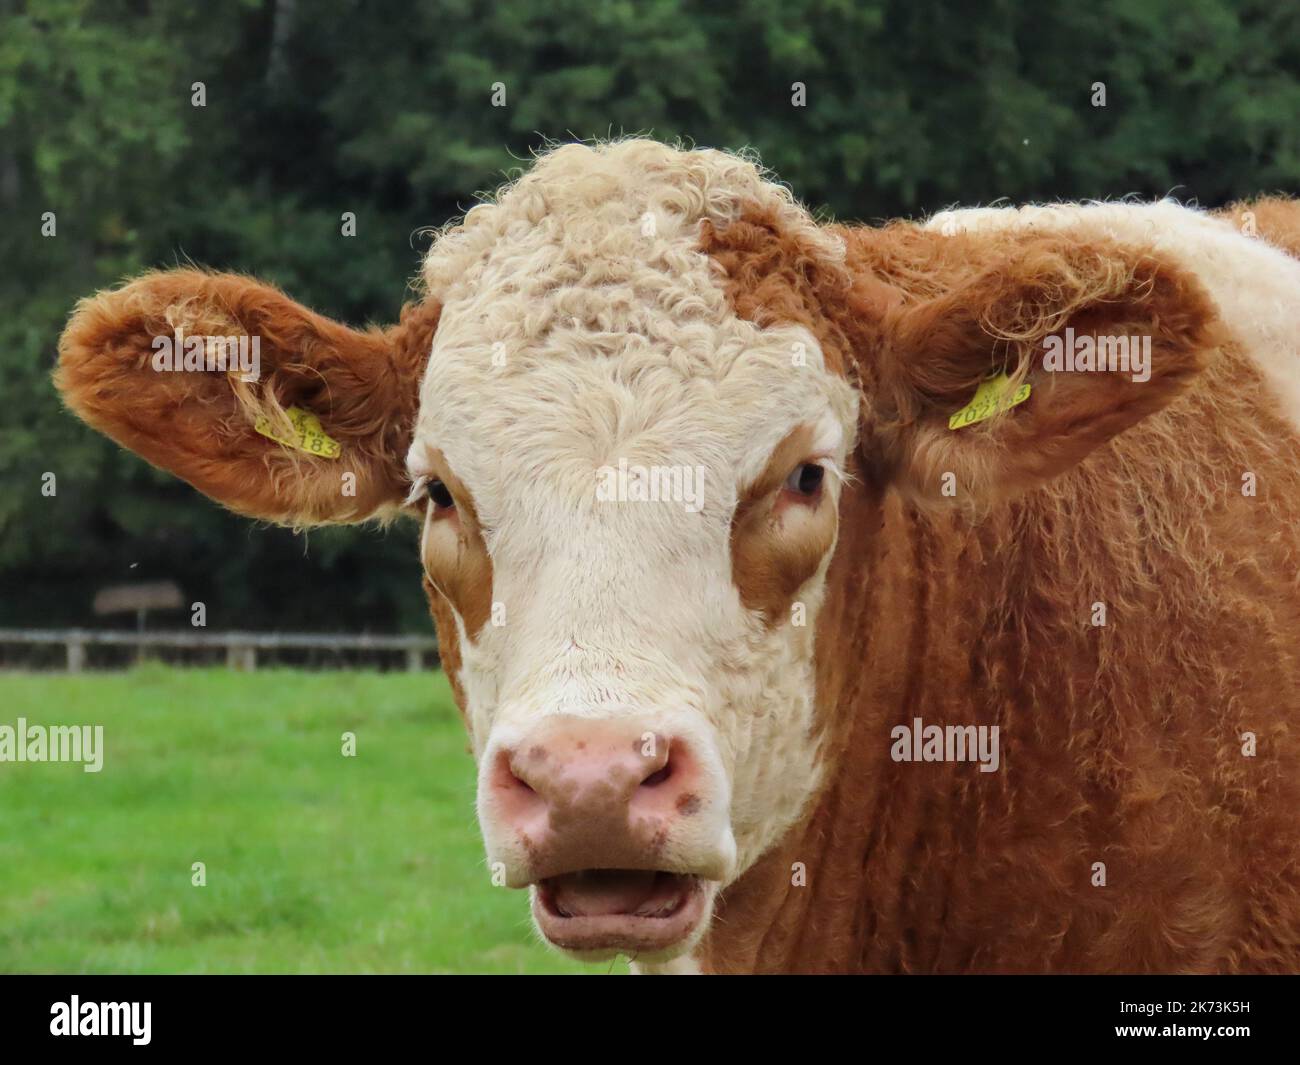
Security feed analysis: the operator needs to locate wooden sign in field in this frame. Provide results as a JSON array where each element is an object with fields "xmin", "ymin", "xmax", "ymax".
[{"xmin": 92, "ymin": 581, "xmax": 184, "ymax": 616}]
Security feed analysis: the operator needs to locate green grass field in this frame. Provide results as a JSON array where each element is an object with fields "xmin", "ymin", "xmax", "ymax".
[{"xmin": 0, "ymin": 666, "xmax": 615, "ymax": 974}]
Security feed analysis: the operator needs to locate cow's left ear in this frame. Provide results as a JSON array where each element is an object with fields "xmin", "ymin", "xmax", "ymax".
[
  {"xmin": 868, "ymin": 232, "xmax": 1220, "ymax": 505},
  {"xmin": 56, "ymin": 269, "xmax": 440, "ymax": 525}
]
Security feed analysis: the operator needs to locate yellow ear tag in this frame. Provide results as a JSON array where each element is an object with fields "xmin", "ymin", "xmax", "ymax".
[
  {"xmin": 253, "ymin": 406, "xmax": 342, "ymax": 459},
  {"xmin": 947, "ymin": 372, "xmax": 1031, "ymax": 430}
]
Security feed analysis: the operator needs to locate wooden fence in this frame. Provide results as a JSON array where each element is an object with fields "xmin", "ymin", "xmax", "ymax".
[{"xmin": 0, "ymin": 628, "xmax": 439, "ymax": 672}]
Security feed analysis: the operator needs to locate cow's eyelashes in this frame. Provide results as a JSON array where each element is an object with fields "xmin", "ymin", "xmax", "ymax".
[
  {"xmin": 427, "ymin": 479, "xmax": 456, "ymax": 511},
  {"xmin": 784, "ymin": 462, "xmax": 825, "ymax": 498}
]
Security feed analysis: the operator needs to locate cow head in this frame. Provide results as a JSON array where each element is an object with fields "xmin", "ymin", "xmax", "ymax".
[{"xmin": 56, "ymin": 140, "xmax": 1214, "ymax": 965}]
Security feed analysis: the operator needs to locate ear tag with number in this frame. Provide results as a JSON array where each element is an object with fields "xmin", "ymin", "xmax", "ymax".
[
  {"xmin": 947, "ymin": 371, "xmax": 1031, "ymax": 430},
  {"xmin": 254, "ymin": 406, "xmax": 341, "ymax": 458}
]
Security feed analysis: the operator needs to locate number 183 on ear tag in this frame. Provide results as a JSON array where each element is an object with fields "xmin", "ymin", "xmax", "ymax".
[{"xmin": 253, "ymin": 406, "xmax": 342, "ymax": 458}]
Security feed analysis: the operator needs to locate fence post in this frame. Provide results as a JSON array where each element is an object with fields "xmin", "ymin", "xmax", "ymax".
[
  {"xmin": 406, "ymin": 647, "xmax": 422, "ymax": 672},
  {"xmin": 66, "ymin": 634, "xmax": 86, "ymax": 673},
  {"xmin": 226, "ymin": 643, "xmax": 256, "ymax": 671}
]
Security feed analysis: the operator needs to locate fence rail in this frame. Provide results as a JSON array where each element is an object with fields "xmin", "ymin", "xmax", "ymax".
[{"xmin": 0, "ymin": 628, "xmax": 439, "ymax": 672}]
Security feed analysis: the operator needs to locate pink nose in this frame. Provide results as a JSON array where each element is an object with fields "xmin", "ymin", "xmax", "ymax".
[{"xmin": 486, "ymin": 715, "xmax": 712, "ymax": 883}]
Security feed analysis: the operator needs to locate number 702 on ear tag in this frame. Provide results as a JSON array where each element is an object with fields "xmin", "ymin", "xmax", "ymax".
[{"xmin": 947, "ymin": 372, "xmax": 1031, "ymax": 431}]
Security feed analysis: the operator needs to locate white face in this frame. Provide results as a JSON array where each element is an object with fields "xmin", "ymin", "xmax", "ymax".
[{"xmin": 407, "ymin": 141, "xmax": 859, "ymax": 962}]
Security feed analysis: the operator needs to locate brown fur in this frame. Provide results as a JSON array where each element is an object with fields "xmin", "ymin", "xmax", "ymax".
[
  {"xmin": 697, "ymin": 208, "xmax": 1300, "ymax": 973},
  {"xmin": 1217, "ymin": 196, "xmax": 1300, "ymax": 258}
]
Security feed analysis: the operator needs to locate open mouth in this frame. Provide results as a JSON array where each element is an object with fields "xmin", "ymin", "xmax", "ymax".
[{"xmin": 532, "ymin": 870, "xmax": 709, "ymax": 958}]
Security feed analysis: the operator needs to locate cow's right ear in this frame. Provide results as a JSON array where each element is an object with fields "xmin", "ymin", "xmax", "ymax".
[{"xmin": 56, "ymin": 269, "xmax": 440, "ymax": 525}]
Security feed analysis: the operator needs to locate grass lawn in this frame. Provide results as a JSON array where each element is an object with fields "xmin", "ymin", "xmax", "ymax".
[{"xmin": 0, "ymin": 666, "xmax": 615, "ymax": 974}]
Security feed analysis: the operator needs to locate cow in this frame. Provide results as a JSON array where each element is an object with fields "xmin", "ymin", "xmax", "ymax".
[{"xmin": 55, "ymin": 139, "xmax": 1300, "ymax": 974}]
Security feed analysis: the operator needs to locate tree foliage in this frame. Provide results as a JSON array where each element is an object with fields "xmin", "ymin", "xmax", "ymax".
[{"xmin": 1, "ymin": 0, "xmax": 1295, "ymax": 629}]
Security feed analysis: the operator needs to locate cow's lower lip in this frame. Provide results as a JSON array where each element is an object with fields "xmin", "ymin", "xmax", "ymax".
[{"xmin": 533, "ymin": 870, "xmax": 708, "ymax": 957}]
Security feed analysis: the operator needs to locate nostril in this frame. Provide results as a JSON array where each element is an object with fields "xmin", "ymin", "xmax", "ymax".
[
  {"xmin": 494, "ymin": 749, "xmax": 536, "ymax": 794},
  {"xmin": 641, "ymin": 764, "xmax": 672, "ymax": 788},
  {"xmin": 639, "ymin": 738, "xmax": 676, "ymax": 788},
  {"xmin": 633, "ymin": 736, "xmax": 699, "ymax": 806}
]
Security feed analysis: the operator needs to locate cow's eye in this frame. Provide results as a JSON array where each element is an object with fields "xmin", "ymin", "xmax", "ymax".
[
  {"xmin": 427, "ymin": 479, "xmax": 456, "ymax": 510},
  {"xmin": 784, "ymin": 462, "xmax": 825, "ymax": 497}
]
